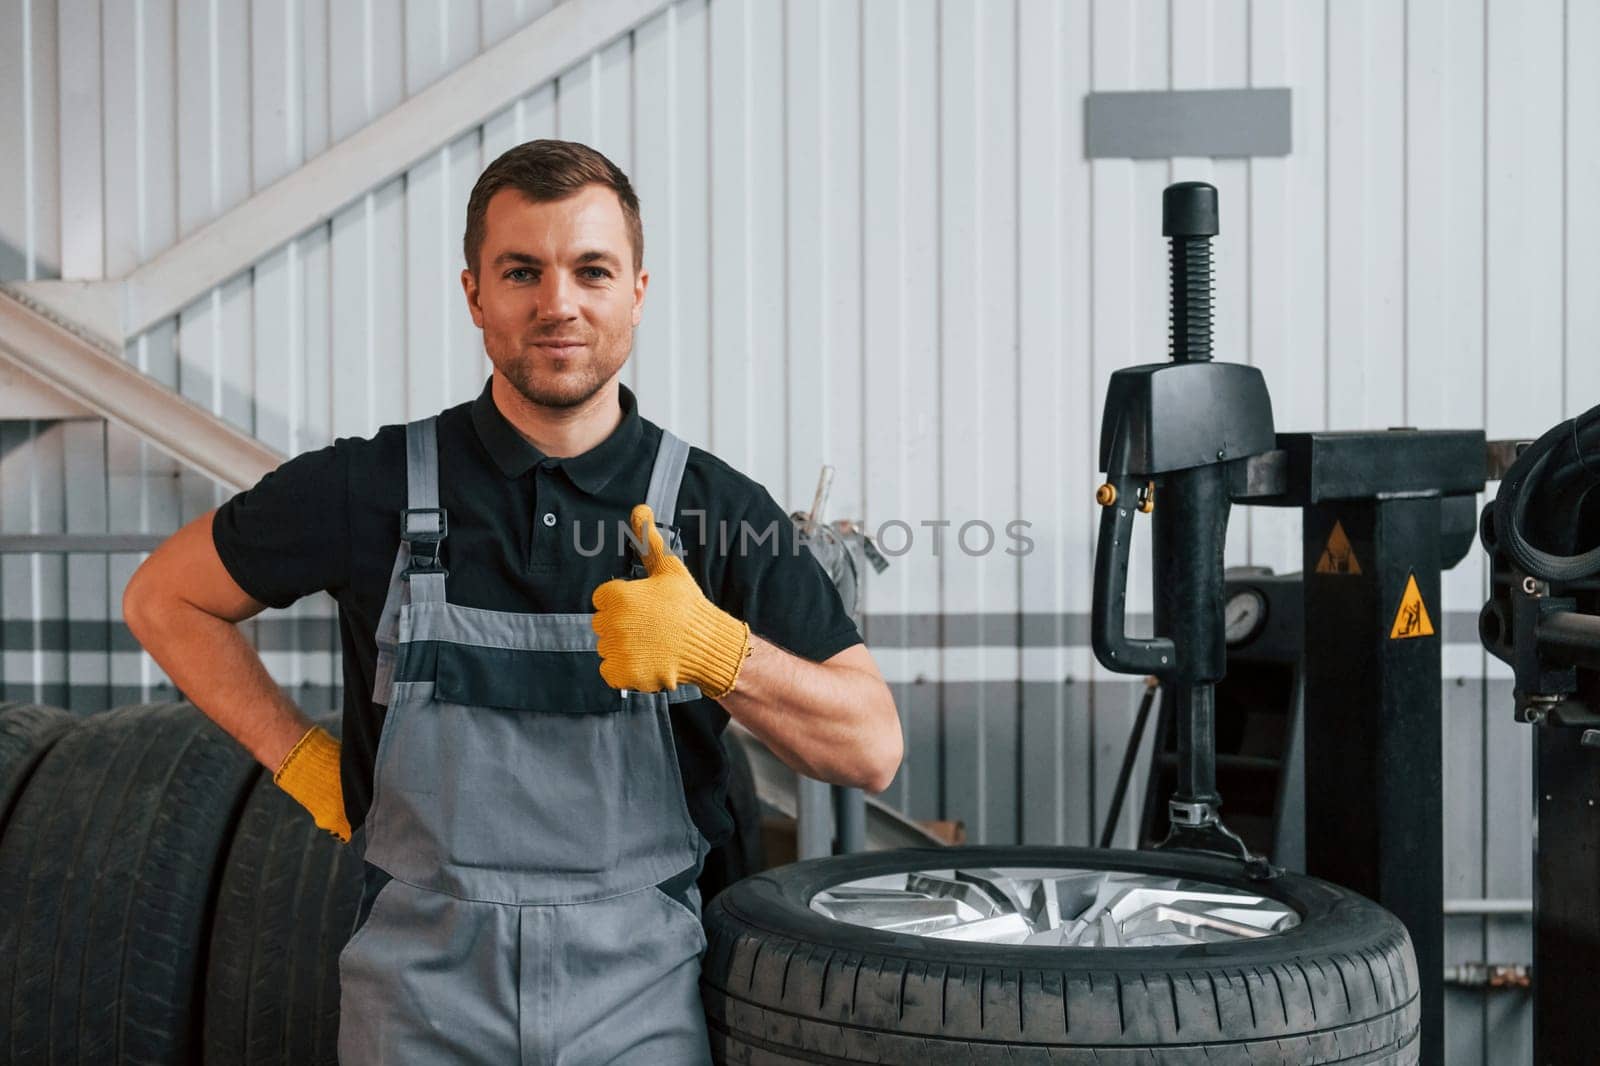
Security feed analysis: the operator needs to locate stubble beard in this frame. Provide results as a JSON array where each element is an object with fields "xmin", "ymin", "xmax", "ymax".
[{"xmin": 491, "ymin": 332, "xmax": 630, "ymax": 410}]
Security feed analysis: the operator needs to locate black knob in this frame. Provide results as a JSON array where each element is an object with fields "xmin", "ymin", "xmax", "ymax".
[
  {"xmin": 1164, "ymin": 182, "xmax": 1216, "ymax": 362},
  {"xmin": 1163, "ymin": 181, "xmax": 1218, "ymax": 237}
]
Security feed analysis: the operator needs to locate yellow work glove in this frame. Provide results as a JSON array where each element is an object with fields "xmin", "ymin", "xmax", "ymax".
[
  {"xmin": 591, "ymin": 503, "xmax": 752, "ymax": 699},
  {"xmin": 273, "ymin": 725, "xmax": 352, "ymax": 844}
]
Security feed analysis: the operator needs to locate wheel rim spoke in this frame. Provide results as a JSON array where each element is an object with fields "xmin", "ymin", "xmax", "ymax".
[{"xmin": 810, "ymin": 867, "xmax": 1299, "ymax": 947}]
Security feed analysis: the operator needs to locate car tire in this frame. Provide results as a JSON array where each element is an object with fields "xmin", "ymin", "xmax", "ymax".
[
  {"xmin": 0, "ymin": 702, "xmax": 259, "ymax": 1065},
  {"xmin": 203, "ymin": 715, "xmax": 363, "ymax": 1066},
  {"xmin": 0, "ymin": 701, "xmax": 73, "ymax": 837},
  {"xmin": 702, "ymin": 845, "xmax": 1419, "ymax": 1064}
]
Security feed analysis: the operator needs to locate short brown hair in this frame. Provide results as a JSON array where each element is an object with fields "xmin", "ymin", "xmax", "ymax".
[{"xmin": 462, "ymin": 139, "xmax": 643, "ymax": 275}]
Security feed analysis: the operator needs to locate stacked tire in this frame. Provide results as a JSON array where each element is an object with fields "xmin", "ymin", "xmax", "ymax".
[
  {"xmin": 0, "ymin": 702, "xmax": 766, "ymax": 1065},
  {"xmin": 0, "ymin": 702, "xmax": 72, "ymax": 836},
  {"xmin": 0, "ymin": 702, "xmax": 361, "ymax": 1066},
  {"xmin": 202, "ymin": 718, "xmax": 363, "ymax": 1066}
]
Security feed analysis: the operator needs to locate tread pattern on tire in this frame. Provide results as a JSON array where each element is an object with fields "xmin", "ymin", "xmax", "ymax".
[
  {"xmin": 0, "ymin": 701, "xmax": 74, "ymax": 835},
  {"xmin": 701, "ymin": 847, "xmax": 1421, "ymax": 1065},
  {"xmin": 0, "ymin": 702, "xmax": 260, "ymax": 1066},
  {"xmin": 203, "ymin": 715, "xmax": 363, "ymax": 1066}
]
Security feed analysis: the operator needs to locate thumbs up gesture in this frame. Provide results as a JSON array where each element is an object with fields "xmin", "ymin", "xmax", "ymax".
[{"xmin": 591, "ymin": 504, "xmax": 751, "ymax": 699}]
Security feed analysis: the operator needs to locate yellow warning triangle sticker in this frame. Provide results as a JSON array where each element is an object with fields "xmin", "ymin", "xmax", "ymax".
[
  {"xmin": 1315, "ymin": 520, "xmax": 1362, "ymax": 575},
  {"xmin": 1389, "ymin": 573, "xmax": 1436, "ymax": 640}
]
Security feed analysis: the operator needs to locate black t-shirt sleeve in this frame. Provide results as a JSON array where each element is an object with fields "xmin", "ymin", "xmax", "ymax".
[
  {"xmin": 212, "ymin": 442, "xmax": 350, "ymax": 609},
  {"xmin": 715, "ymin": 484, "xmax": 863, "ymax": 663}
]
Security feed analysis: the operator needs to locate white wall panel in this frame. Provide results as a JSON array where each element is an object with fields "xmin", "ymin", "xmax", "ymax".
[
  {"xmin": 0, "ymin": 0, "xmax": 59, "ymax": 280},
  {"xmin": 859, "ymin": 0, "xmax": 944, "ymax": 824},
  {"xmin": 709, "ymin": 0, "xmax": 787, "ymax": 496},
  {"xmin": 1570, "ymin": 1, "xmax": 1600, "ymax": 413},
  {"xmin": 633, "ymin": 0, "xmax": 713, "ymax": 446},
  {"xmin": 1242, "ymin": 0, "xmax": 1300, "ymax": 576},
  {"xmin": 56, "ymin": 0, "xmax": 101, "ymax": 279},
  {"xmin": 8, "ymin": 2, "xmax": 1599, "ymax": 1057}
]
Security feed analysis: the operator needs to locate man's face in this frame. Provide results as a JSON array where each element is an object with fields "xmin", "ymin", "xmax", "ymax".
[{"xmin": 461, "ymin": 185, "xmax": 647, "ymax": 409}]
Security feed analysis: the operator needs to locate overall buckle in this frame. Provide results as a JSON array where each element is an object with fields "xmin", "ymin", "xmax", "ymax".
[{"xmin": 401, "ymin": 507, "xmax": 449, "ymax": 576}]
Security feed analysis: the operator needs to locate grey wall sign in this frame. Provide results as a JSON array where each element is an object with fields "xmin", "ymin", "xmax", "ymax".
[{"xmin": 1085, "ymin": 88, "xmax": 1292, "ymax": 159}]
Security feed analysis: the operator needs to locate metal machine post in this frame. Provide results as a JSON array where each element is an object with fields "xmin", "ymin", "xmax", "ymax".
[
  {"xmin": 1305, "ymin": 499, "xmax": 1448, "ymax": 1056},
  {"xmin": 1241, "ymin": 433, "xmax": 1484, "ymax": 1066},
  {"xmin": 794, "ymin": 466, "xmax": 886, "ymax": 858}
]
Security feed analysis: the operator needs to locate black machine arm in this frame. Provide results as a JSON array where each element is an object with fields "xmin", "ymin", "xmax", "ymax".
[
  {"xmin": 1089, "ymin": 182, "xmax": 1276, "ymax": 869},
  {"xmin": 1481, "ymin": 402, "xmax": 1600, "ymax": 722}
]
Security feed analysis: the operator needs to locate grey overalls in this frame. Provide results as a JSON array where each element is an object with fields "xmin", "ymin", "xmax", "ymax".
[{"xmin": 337, "ymin": 417, "xmax": 714, "ymax": 1064}]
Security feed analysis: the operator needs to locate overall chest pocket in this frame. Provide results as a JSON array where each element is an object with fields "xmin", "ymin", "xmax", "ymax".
[{"xmin": 382, "ymin": 636, "xmax": 626, "ymax": 798}]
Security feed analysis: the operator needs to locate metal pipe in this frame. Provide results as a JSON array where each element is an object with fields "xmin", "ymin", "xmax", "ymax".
[
  {"xmin": 806, "ymin": 466, "xmax": 834, "ymax": 531},
  {"xmin": 1443, "ymin": 962, "xmax": 1531, "ymax": 990},
  {"xmin": 1099, "ymin": 677, "xmax": 1161, "ymax": 848},
  {"xmin": 1443, "ymin": 898, "xmax": 1533, "ymax": 916},
  {"xmin": 1174, "ymin": 682, "xmax": 1220, "ymax": 807},
  {"xmin": 833, "ymin": 785, "xmax": 865, "ymax": 855},
  {"xmin": 0, "ymin": 534, "xmax": 166, "ymax": 553},
  {"xmin": 795, "ymin": 777, "xmax": 834, "ymax": 860},
  {"xmin": 1539, "ymin": 612, "xmax": 1600, "ymax": 670}
]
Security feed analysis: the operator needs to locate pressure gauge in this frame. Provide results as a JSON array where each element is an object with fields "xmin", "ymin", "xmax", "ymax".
[{"xmin": 1224, "ymin": 588, "xmax": 1268, "ymax": 646}]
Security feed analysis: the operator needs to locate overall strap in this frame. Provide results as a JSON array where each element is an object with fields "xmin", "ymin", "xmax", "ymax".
[
  {"xmin": 638, "ymin": 429, "xmax": 702, "ymax": 704},
  {"xmin": 644, "ymin": 430, "xmax": 690, "ymax": 532},
  {"xmin": 401, "ymin": 418, "xmax": 448, "ymax": 606},
  {"xmin": 372, "ymin": 417, "xmax": 447, "ymax": 705}
]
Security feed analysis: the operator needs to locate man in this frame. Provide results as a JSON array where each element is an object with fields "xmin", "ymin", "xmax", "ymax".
[{"xmin": 123, "ymin": 139, "xmax": 902, "ymax": 1063}]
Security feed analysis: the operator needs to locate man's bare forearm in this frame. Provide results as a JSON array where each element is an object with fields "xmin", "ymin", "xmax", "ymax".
[
  {"xmin": 717, "ymin": 636, "xmax": 901, "ymax": 793},
  {"xmin": 125, "ymin": 601, "xmax": 313, "ymax": 772}
]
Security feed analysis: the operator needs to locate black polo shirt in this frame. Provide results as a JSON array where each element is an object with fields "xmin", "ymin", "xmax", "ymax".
[{"xmin": 212, "ymin": 379, "xmax": 862, "ymax": 846}]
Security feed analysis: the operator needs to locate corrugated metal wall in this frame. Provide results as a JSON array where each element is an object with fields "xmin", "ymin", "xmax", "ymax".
[{"xmin": 7, "ymin": 0, "xmax": 1596, "ymax": 1059}]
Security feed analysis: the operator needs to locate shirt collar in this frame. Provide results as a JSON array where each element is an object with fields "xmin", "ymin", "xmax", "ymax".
[{"xmin": 470, "ymin": 378, "xmax": 644, "ymax": 495}]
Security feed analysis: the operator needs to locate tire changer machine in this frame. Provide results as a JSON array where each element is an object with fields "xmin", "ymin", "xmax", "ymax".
[{"xmin": 1091, "ymin": 181, "xmax": 1496, "ymax": 1066}]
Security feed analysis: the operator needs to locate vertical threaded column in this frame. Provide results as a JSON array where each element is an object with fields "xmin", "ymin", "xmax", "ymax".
[
  {"xmin": 1162, "ymin": 182, "xmax": 1219, "ymax": 364},
  {"xmin": 1169, "ymin": 237, "xmax": 1214, "ymax": 363}
]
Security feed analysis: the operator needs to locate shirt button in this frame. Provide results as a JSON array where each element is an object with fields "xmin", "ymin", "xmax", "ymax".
[{"xmin": 542, "ymin": 512, "xmax": 557, "ymax": 527}]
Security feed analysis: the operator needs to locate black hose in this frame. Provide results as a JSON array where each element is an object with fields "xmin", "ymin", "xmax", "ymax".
[
  {"xmin": 1099, "ymin": 680, "xmax": 1161, "ymax": 850},
  {"xmin": 1494, "ymin": 403, "xmax": 1600, "ymax": 582}
]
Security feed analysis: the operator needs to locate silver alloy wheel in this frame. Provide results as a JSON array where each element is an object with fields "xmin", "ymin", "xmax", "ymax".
[{"xmin": 809, "ymin": 866, "xmax": 1300, "ymax": 947}]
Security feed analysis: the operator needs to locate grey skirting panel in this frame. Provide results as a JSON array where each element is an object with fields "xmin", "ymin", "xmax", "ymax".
[
  {"xmin": 0, "ymin": 534, "xmax": 167, "ymax": 552},
  {"xmin": 1085, "ymin": 88, "xmax": 1292, "ymax": 159},
  {"xmin": 0, "ymin": 610, "xmax": 1484, "ymax": 653}
]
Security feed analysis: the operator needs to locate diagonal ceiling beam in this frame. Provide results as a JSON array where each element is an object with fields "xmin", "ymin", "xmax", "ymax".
[
  {"xmin": 0, "ymin": 0, "xmax": 669, "ymax": 476},
  {"xmin": 0, "ymin": 287, "xmax": 281, "ymax": 490},
  {"xmin": 56, "ymin": 0, "xmax": 671, "ymax": 343}
]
